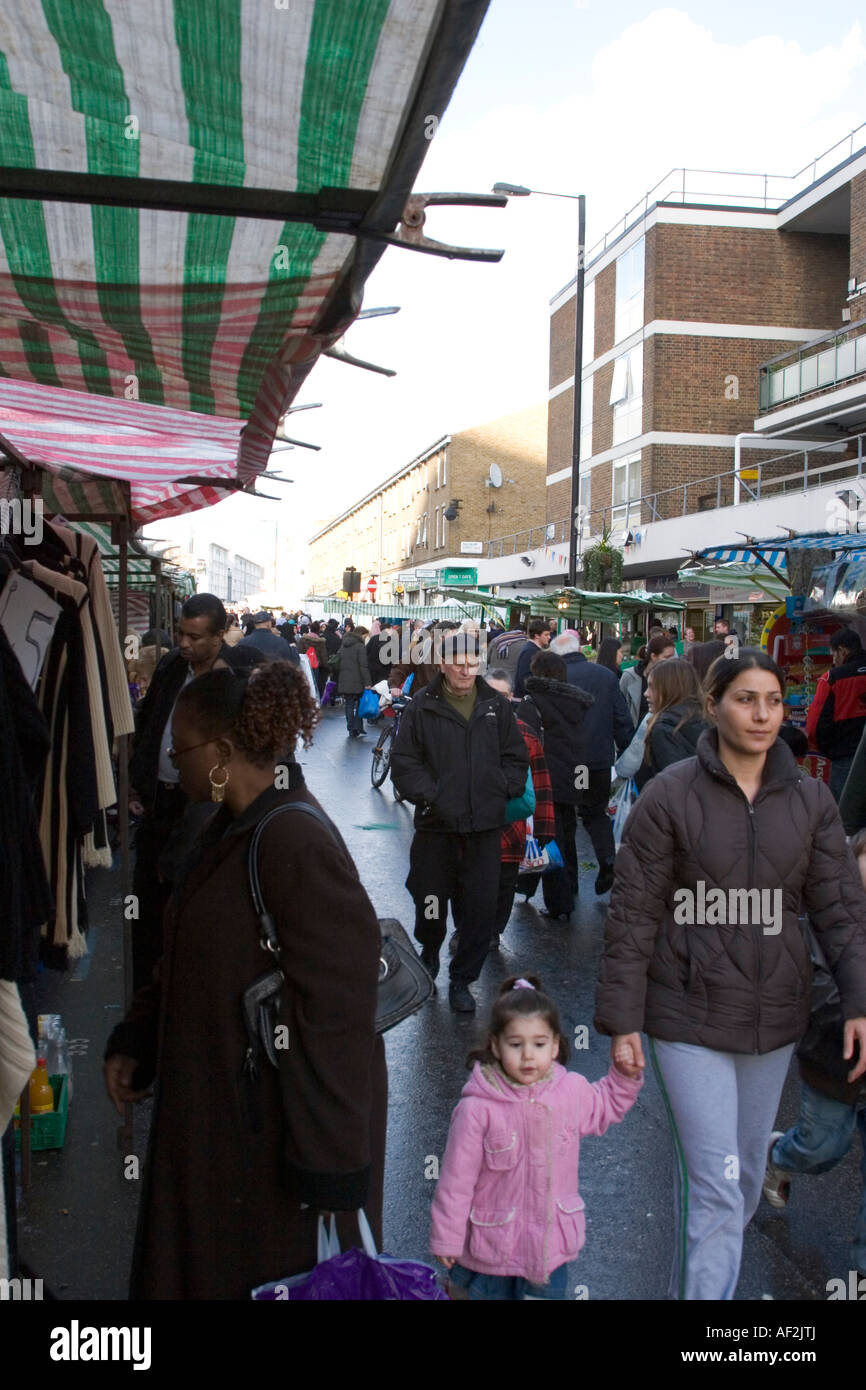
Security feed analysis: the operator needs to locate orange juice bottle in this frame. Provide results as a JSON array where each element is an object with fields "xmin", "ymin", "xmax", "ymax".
[{"xmin": 29, "ymin": 1057, "xmax": 54, "ymax": 1114}]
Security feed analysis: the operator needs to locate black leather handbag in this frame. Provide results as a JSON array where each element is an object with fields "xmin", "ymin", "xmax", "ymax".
[{"xmin": 242, "ymin": 801, "xmax": 432, "ymax": 1076}]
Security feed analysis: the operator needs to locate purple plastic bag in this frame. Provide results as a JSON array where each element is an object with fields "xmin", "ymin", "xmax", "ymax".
[
  {"xmin": 320, "ymin": 678, "xmax": 336, "ymax": 707},
  {"xmin": 253, "ymin": 1248, "xmax": 448, "ymax": 1301}
]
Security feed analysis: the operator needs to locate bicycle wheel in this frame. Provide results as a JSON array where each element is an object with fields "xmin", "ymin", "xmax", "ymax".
[
  {"xmin": 370, "ymin": 725, "xmax": 394, "ymax": 788},
  {"xmin": 392, "ymin": 774, "xmax": 404, "ymax": 803}
]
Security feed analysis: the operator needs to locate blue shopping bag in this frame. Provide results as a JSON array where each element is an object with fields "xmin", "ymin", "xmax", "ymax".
[{"xmin": 358, "ymin": 689, "xmax": 380, "ymax": 720}]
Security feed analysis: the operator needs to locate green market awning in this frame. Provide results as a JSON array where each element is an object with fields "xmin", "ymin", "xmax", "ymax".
[
  {"xmin": 71, "ymin": 519, "xmax": 196, "ymax": 595},
  {"xmin": 678, "ymin": 562, "xmax": 789, "ymax": 601},
  {"xmin": 0, "ymin": 0, "xmax": 492, "ymax": 521},
  {"xmin": 437, "ymin": 586, "xmax": 685, "ymax": 622}
]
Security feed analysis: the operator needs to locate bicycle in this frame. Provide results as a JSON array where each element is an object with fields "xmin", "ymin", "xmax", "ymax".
[{"xmin": 370, "ymin": 694, "xmax": 410, "ymax": 799}]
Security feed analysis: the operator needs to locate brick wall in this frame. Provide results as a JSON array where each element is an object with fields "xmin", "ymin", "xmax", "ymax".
[
  {"xmin": 851, "ymin": 171, "xmax": 866, "ymax": 286},
  {"xmin": 549, "ymin": 300, "xmax": 576, "ymax": 389},
  {"xmin": 653, "ymin": 224, "xmax": 848, "ymax": 326},
  {"xmin": 594, "ymin": 261, "xmax": 616, "ymax": 358},
  {"xmin": 649, "ymin": 335, "xmax": 798, "ymax": 433},
  {"xmin": 308, "ymin": 402, "xmax": 548, "ymax": 593}
]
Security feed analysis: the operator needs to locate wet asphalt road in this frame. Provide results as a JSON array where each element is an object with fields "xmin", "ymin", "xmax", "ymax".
[{"xmin": 18, "ymin": 702, "xmax": 864, "ymax": 1301}]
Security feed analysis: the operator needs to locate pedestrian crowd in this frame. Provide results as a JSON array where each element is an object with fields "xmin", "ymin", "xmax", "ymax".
[{"xmin": 107, "ymin": 599, "xmax": 866, "ymax": 1301}]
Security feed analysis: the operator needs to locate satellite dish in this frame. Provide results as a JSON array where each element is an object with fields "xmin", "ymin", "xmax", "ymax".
[{"xmin": 488, "ymin": 462, "xmax": 502, "ymax": 488}]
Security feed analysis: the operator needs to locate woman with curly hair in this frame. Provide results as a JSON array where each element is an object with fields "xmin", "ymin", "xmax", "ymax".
[{"xmin": 104, "ymin": 661, "xmax": 386, "ymax": 1299}]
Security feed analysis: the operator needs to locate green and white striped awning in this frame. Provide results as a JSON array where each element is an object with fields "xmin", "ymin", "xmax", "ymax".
[
  {"xmin": 71, "ymin": 519, "xmax": 196, "ymax": 595},
  {"xmin": 0, "ymin": 1, "xmax": 490, "ymax": 521}
]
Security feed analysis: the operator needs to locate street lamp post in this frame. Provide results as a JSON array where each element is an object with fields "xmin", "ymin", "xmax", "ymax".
[{"xmin": 493, "ymin": 183, "xmax": 586, "ymax": 587}]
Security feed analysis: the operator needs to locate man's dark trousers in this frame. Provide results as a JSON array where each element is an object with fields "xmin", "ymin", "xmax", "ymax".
[
  {"xmin": 131, "ymin": 785, "xmax": 186, "ymax": 992},
  {"xmin": 408, "ymin": 829, "xmax": 501, "ymax": 984},
  {"xmin": 578, "ymin": 767, "xmax": 615, "ymax": 865},
  {"xmin": 541, "ymin": 803, "xmax": 578, "ymax": 916}
]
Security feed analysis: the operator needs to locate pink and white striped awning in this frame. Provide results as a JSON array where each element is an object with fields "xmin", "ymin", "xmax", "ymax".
[{"xmin": 0, "ymin": 378, "xmax": 243, "ymax": 523}]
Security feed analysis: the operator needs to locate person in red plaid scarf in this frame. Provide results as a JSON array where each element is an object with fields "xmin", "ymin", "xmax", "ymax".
[{"xmin": 487, "ymin": 669, "xmax": 556, "ymax": 950}]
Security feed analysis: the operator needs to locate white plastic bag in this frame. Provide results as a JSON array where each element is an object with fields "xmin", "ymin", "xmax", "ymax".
[{"xmin": 611, "ymin": 778, "xmax": 638, "ymax": 850}]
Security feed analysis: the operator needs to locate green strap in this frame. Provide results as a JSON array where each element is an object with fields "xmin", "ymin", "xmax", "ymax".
[{"xmin": 648, "ymin": 1037, "xmax": 689, "ymax": 1301}]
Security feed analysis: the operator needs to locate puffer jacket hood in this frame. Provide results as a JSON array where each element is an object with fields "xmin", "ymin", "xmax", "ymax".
[
  {"xmin": 522, "ymin": 675, "xmax": 594, "ymax": 803},
  {"xmin": 595, "ymin": 727, "xmax": 866, "ymax": 1054},
  {"xmin": 430, "ymin": 1061, "xmax": 641, "ymax": 1286},
  {"xmin": 335, "ymin": 631, "xmax": 371, "ymax": 695}
]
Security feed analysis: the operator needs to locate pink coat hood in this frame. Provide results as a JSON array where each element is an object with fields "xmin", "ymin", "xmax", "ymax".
[{"xmin": 430, "ymin": 1060, "xmax": 642, "ymax": 1286}]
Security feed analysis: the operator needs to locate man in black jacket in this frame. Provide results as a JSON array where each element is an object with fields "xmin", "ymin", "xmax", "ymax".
[
  {"xmin": 128, "ymin": 593, "xmax": 262, "ymax": 991},
  {"xmin": 550, "ymin": 630, "xmax": 634, "ymax": 894},
  {"xmin": 391, "ymin": 632, "xmax": 529, "ymax": 1012}
]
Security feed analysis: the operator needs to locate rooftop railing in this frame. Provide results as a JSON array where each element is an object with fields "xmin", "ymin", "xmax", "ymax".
[{"xmin": 581, "ymin": 123, "xmax": 866, "ymax": 269}]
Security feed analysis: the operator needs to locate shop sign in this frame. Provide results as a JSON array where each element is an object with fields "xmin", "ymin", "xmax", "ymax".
[{"xmin": 441, "ymin": 567, "xmax": 477, "ymax": 586}]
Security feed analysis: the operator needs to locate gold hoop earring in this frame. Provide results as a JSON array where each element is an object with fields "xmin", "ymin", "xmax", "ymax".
[{"xmin": 209, "ymin": 764, "xmax": 229, "ymax": 803}]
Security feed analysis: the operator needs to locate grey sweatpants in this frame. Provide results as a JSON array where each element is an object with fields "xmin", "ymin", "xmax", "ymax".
[{"xmin": 650, "ymin": 1037, "xmax": 795, "ymax": 1300}]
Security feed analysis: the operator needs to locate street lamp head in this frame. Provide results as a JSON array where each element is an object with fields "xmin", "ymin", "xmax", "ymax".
[{"xmin": 492, "ymin": 182, "xmax": 531, "ymax": 197}]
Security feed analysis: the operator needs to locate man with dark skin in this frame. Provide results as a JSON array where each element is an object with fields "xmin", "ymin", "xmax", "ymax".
[{"xmin": 128, "ymin": 594, "xmax": 261, "ymax": 990}]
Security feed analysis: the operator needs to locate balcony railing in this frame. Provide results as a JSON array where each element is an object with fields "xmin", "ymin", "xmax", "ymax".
[
  {"xmin": 758, "ymin": 318, "xmax": 866, "ymax": 411},
  {"xmin": 488, "ymin": 431, "xmax": 866, "ymax": 559}
]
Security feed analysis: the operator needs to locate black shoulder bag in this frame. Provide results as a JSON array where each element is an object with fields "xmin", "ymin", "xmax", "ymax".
[{"xmin": 242, "ymin": 801, "xmax": 433, "ymax": 1082}]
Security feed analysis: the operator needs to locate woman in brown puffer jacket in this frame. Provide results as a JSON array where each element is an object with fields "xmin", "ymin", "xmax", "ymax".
[{"xmin": 595, "ymin": 649, "xmax": 866, "ymax": 1301}]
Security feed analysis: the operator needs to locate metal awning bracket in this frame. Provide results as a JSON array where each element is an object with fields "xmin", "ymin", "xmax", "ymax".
[{"xmin": 361, "ymin": 192, "xmax": 506, "ymax": 262}]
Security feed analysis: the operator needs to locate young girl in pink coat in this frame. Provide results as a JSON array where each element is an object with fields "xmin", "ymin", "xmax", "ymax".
[{"xmin": 430, "ymin": 976, "xmax": 643, "ymax": 1299}]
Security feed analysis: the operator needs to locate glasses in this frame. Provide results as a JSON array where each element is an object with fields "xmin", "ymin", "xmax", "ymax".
[{"xmin": 167, "ymin": 737, "xmax": 219, "ymax": 767}]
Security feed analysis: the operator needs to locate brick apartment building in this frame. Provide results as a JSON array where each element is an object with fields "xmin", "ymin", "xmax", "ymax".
[
  {"xmin": 546, "ymin": 170, "xmax": 866, "ymax": 558},
  {"xmin": 307, "ymin": 400, "xmax": 546, "ymax": 606},
  {"xmin": 469, "ymin": 128, "xmax": 866, "ymax": 633}
]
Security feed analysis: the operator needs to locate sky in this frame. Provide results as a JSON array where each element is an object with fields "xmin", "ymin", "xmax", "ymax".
[{"xmin": 146, "ymin": 1, "xmax": 866, "ymax": 601}]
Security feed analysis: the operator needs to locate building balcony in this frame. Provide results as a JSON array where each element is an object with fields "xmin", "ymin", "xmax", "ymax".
[{"xmin": 756, "ymin": 318, "xmax": 866, "ymax": 437}]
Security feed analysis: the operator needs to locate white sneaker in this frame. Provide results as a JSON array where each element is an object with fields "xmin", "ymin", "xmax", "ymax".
[{"xmin": 762, "ymin": 1130, "xmax": 792, "ymax": 1209}]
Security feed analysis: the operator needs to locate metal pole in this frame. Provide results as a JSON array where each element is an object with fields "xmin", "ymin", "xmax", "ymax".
[
  {"xmin": 116, "ymin": 518, "xmax": 133, "ymax": 1153},
  {"xmin": 568, "ymin": 194, "xmax": 586, "ymax": 587}
]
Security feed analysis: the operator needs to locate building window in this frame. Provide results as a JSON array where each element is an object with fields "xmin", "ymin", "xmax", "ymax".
[
  {"xmin": 582, "ymin": 278, "xmax": 595, "ymax": 367},
  {"xmin": 578, "ymin": 469, "xmax": 592, "ymax": 537},
  {"xmin": 436, "ymin": 455, "xmax": 441, "ymax": 490},
  {"xmin": 611, "ymin": 453, "xmax": 641, "ymax": 531},
  {"xmin": 614, "ymin": 237, "xmax": 644, "ymax": 343},
  {"xmin": 435, "ymin": 507, "xmax": 441, "ymax": 548},
  {"xmin": 610, "ymin": 344, "xmax": 642, "ymax": 445},
  {"xmin": 441, "ymin": 448, "xmax": 447, "ymax": 487}
]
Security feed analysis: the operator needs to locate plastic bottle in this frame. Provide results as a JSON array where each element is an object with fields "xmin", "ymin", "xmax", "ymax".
[{"xmin": 29, "ymin": 1057, "xmax": 54, "ymax": 1115}]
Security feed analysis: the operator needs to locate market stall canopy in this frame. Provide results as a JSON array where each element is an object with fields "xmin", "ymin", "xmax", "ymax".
[
  {"xmin": 677, "ymin": 561, "xmax": 789, "ymax": 601},
  {"xmin": 436, "ymin": 586, "xmax": 684, "ymax": 622},
  {"xmin": 0, "ymin": 0, "xmax": 494, "ymax": 520},
  {"xmin": 70, "ymin": 520, "xmax": 196, "ymax": 596}
]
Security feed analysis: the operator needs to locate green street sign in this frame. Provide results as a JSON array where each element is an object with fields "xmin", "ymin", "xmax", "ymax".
[{"xmin": 441, "ymin": 567, "xmax": 477, "ymax": 586}]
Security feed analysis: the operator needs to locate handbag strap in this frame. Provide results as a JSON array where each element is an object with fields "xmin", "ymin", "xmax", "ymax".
[{"xmin": 247, "ymin": 800, "xmax": 348, "ymax": 957}]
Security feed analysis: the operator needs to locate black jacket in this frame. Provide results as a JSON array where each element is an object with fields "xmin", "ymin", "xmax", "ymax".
[
  {"xmin": 130, "ymin": 643, "xmax": 262, "ymax": 805},
  {"xmin": 514, "ymin": 639, "xmax": 546, "ymax": 698},
  {"xmin": 390, "ymin": 673, "xmax": 529, "ymax": 833},
  {"xmin": 365, "ymin": 632, "xmax": 393, "ymax": 686},
  {"xmin": 521, "ymin": 676, "xmax": 594, "ymax": 803},
  {"xmin": 634, "ymin": 702, "xmax": 706, "ymax": 791},
  {"xmin": 561, "ymin": 651, "xmax": 635, "ymax": 769}
]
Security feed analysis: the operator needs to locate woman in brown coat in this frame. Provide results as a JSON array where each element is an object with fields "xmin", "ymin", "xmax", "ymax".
[
  {"xmin": 104, "ymin": 661, "xmax": 386, "ymax": 1299},
  {"xmin": 595, "ymin": 649, "xmax": 866, "ymax": 1301}
]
